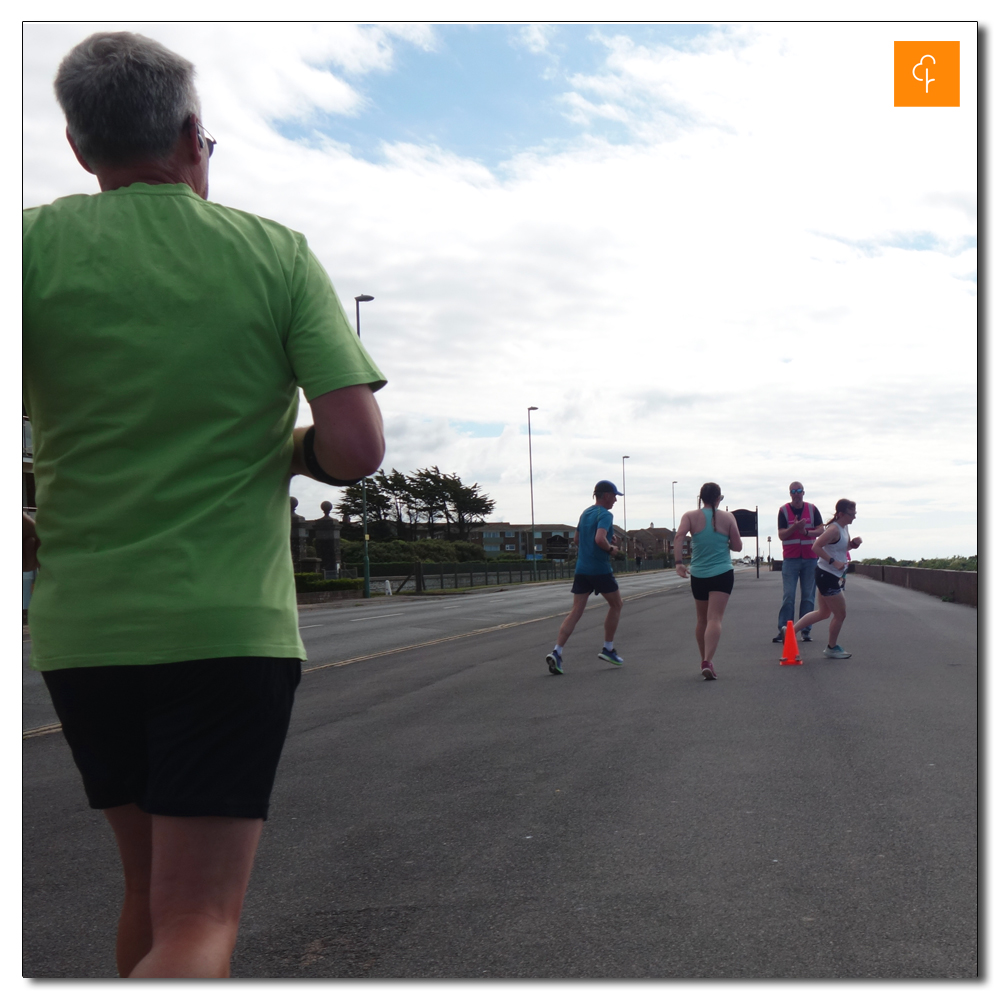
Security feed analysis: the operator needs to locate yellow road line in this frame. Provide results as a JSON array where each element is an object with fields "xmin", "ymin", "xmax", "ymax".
[
  {"xmin": 302, "ymin": 614, "xmax": 559, "ymax": 673},
  {"xmin": 301, "ymin": 584, "xmax": 675, "ymax": 675},
  {"xmin": 23, "ymin": 722, "xmax": 63, "ymax": 740},
  {"xmin": 21, "ymin": 585, "xmax": 677, "ymax": 737}
]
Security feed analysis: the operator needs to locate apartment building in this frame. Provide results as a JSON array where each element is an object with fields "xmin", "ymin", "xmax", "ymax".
[
  {"xmin": 625, "ymin": 523, "xmax": 676, "ymax": 561},
  {"xmin": 469, "ymin": 522, "xmax": 580, "ymax": 560}
]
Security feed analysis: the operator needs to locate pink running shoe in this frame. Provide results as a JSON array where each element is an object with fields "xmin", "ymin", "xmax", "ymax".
[{"xmin": 701, "ymin": 660, "xmax": 716, "ymax": 680}]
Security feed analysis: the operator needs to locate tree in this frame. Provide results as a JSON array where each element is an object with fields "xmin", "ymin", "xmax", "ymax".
[
  {"xmin": 375, "ymin": 468, "xmax": 420, "ymax": 541},
  {"xmin": 409, "ymin": 466, "xmax": 453, "ymax": 539},
  {"xmin": 444, "ymin": 476, "xmax": 496, "ymax": 540},
  {"xmin": 333, "ymin": 466, "xmax": 496, "ymax": 542},
  {"xmin": 335, "ymin": 476, "xmax": 394, "ymax": 540}
]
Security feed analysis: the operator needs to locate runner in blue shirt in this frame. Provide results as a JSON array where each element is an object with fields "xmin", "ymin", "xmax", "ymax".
[{"xmin": 546, "ymin": 480, "xmax": 625, "ymax": 675}]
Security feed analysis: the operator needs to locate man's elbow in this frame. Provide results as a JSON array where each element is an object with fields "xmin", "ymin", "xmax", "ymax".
[
  {"xmin": 354, "ymin": 434, "xmax": 386, "ymax": 478},
  {"xmin": 309, "ymin": 385, "xmax": 385, "ymax": 480},
  {"xmin": 325, "ymin": 429, "xmax": 385, "ymax": 481}
]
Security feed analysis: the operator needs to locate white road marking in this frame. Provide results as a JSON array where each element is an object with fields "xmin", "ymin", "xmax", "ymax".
[{"xmin": 350, "ymin": 613, "xmax": 405, "ymax": 622}]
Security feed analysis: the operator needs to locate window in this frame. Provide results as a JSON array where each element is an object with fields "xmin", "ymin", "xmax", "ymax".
[
  {"xmin": 505, "ymin": 531, "xmax": 516, "ymax": 537},
  {"xmin": 534, "ymin": 544, "xmax": 542, "ymax": 552},
  {"xmin": 505, "ymin": 544, "xmax": 516, "ymax": 551},
  {"xmin": 484, "ymin": 544, "xmax": 500, "ymax": 551},
  {"xmin": 484, "ymin": 531, "xmax": 500, "ymax": 538}
]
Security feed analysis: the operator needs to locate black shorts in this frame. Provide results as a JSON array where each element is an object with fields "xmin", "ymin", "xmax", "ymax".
[
  {"xmin": 571, "ymin": 572, "xmax": 619, "ymax": 595},
  {"xmin": 42, "ymin": 656, "xmax": 301, "ymax": 820},
  {"xmin": 690, "ymin": 570, "xmax": 735, "ymax": 601},
  {"xmin": 815, "ymin": 566, "xmax": 847, "ymax": 597}
]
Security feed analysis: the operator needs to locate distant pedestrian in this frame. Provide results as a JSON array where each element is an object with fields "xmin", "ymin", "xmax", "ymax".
[
  {"xmin": 790, "ymin": 500, "xmax": 862, "ymax": 658},
  {"xmin": 772, "ymin": 482, "xmax": 824, "ymax": 643},
  {"xmin": 674, "ymin": 483, "xmax": 743, "ymax": 679},
  {"xmin": 546, "ymin": 480, "xmax": 625, "ymax": 675},
  {"xmin": 635, "ymin": 555, "xmax": 642, "ymax": 573}
]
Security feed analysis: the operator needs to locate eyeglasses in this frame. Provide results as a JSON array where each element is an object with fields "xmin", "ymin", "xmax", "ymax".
[
  {"xmin": 790, "ymin": 489, "xmax": 804, "ymax": 494},
  {"xmin": 198, "ymin": 122, "xmax": 217, "ymax": 158},
  {"xmin": 188, "ymin": 117, "xmax": 217, "ymax": 158}
]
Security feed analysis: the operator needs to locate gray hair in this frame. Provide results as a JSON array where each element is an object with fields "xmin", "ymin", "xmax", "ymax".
[{"xmin": 54, "ymin": 32, "xmax": 200, "ymax": 168}]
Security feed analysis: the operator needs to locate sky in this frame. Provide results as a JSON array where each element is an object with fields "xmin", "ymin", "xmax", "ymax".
[{"xmin": 21, "ymin": 19, "xmax": 979, "ymax": 560}]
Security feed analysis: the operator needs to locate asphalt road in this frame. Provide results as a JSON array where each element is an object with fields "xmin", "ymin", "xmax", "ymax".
[
  {"xmin": 22, "ymin": 568, "xmax": 690, "ymax": 733},
  {"xmin": 23, "ymin": 569, "xmax": 978, "ymax": 978}
]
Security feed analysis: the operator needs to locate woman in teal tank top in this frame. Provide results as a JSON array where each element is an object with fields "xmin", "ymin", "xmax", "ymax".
[{"xmin": 673, "ymin": 483, "xmax": 743, "ymax": 679}]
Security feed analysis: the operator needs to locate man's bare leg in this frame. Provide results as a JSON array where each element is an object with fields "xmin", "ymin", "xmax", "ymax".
[
  {"xmin": 602, "ymin": 589, "xmax": 623, "ymax": 642},
  {"xmin": 104, "ymin": 804, "xmax": 154, "ymax": 977},
  {"xmin": 556, "ymin": 592, "xmax": 591, "ymax": 647},
  {"xmin": 128, "ymin": 815, "xmax": 264, "ymax": 978}
]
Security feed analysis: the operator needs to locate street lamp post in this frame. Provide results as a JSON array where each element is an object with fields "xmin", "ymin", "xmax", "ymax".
[
  {"xmin": 622, "ymin": 455, "xmax": 629, "ymax": 569},
  {"xmin": 528, "ymin": 406, "xmax": 538, "ymax": 580},
  {"xmin": 355, "ymin": 294, "xmax": 374, "ymax": 598}
]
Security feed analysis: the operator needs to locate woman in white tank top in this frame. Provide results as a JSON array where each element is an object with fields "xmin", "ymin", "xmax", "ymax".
[{"xmin": 790, "ymin": 499, "xmax": 863, "ymax": 658}]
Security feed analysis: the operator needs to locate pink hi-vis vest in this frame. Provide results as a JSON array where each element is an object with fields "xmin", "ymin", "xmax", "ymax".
[{"xmin": 781, "ymin": 502, "xmax": 817, "ymax": 560}]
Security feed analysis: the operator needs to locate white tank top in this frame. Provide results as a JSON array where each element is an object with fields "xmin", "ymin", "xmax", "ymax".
[{"xmin": 822, "ymin": 523, "xmax": 851, "ymax": 578}]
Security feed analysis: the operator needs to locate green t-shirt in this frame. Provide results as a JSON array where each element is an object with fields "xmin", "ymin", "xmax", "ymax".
[{"xmin": 23, "ymin": 183, "xmax": 386, "ymax": 671}]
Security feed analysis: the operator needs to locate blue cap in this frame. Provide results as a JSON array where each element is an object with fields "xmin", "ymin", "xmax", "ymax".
[{"xmin": 594, "ymin": 480, "xmax": 624, "ymax": 496}]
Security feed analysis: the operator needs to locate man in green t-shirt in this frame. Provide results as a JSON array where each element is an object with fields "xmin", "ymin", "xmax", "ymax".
[{"xmin": 23, "ymin": 32, "xmax": 386, "ymax": 978}]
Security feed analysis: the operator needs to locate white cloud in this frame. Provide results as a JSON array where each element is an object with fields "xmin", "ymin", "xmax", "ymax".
[{"xmin": 515, "ymin": 23, "xmax": 557, "ymax": 56}]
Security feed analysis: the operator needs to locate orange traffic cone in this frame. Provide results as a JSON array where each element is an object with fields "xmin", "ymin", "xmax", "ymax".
[{"xmin": 779, "ymin": 620, "xmax": 802, "ymax": 665}]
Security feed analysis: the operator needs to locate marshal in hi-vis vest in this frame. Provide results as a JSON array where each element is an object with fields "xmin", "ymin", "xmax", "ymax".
[{"xmin": 781, "ymin": 502, "xmax": 818, "ymax": 560}]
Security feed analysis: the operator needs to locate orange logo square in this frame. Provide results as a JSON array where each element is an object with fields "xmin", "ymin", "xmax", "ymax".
[{"xmin": 894, "ymin": 41, "xmax": 960, "ymax": 107}]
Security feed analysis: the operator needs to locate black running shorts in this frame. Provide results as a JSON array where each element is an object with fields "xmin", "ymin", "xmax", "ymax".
[
  {"xmin": 571, "ymin": 572, "xmax": 620, "ymax": 595},
  {"xmin": 42, "ymin": 656, "xmax": 301, "ymax": 820},
  {"xmin": 690, "ymin": 569, "xmax": 735, "ymax": 601},
  {"xmin": 815, "ymin": 566, "xmax": 847, "ymax": 597}
]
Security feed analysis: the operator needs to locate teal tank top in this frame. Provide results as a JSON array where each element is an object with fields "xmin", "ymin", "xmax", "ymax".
[{"xmin": 690, "ymin": 507, "xmax": 733, "ymax": 578}]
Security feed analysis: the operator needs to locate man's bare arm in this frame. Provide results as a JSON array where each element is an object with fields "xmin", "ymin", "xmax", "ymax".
[
  {"xmin": 594, "ymin": 527, "xmax": 618, "ymax": 555},
  {"xmin": 290, "ymin": 384, "xmax": 385, "ymax": 482}
]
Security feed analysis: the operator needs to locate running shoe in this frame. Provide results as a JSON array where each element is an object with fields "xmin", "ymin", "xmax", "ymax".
[
  {"xmin": 801, "ymin": 632, "xmax": 812, "ymax": 642},
  {"xmin": 772, "ymin": 627, "xmax": 785, "ymax": 643},
  {"xmin": 701, "ymin": 660, "xmax": 717, "ymax": 680},
  {"xmin": 546, "ymin": 650, "xmax": 563, "ymax": 675},
  {"xmin": 822, "ymin": 644, "xmax": 852, "ymax": 659},
  {"xmin": 598, "ymin": 648, "xmax": 624, "ymax": 666}
]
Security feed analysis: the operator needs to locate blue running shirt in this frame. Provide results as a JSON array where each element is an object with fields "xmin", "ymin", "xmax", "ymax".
[{"xmin": 575, "ymin": 505, "xmax": 615, "ymax": 575}]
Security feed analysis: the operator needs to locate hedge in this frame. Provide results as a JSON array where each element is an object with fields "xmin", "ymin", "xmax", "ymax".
[{"xmin": 294, "ymin": 574, "xmax": 365, "ymax": 593}]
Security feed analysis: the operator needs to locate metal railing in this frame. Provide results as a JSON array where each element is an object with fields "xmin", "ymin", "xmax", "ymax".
[{"xmin": 339, "ymin": 558, "xmax": 668, "ymax": 594}]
